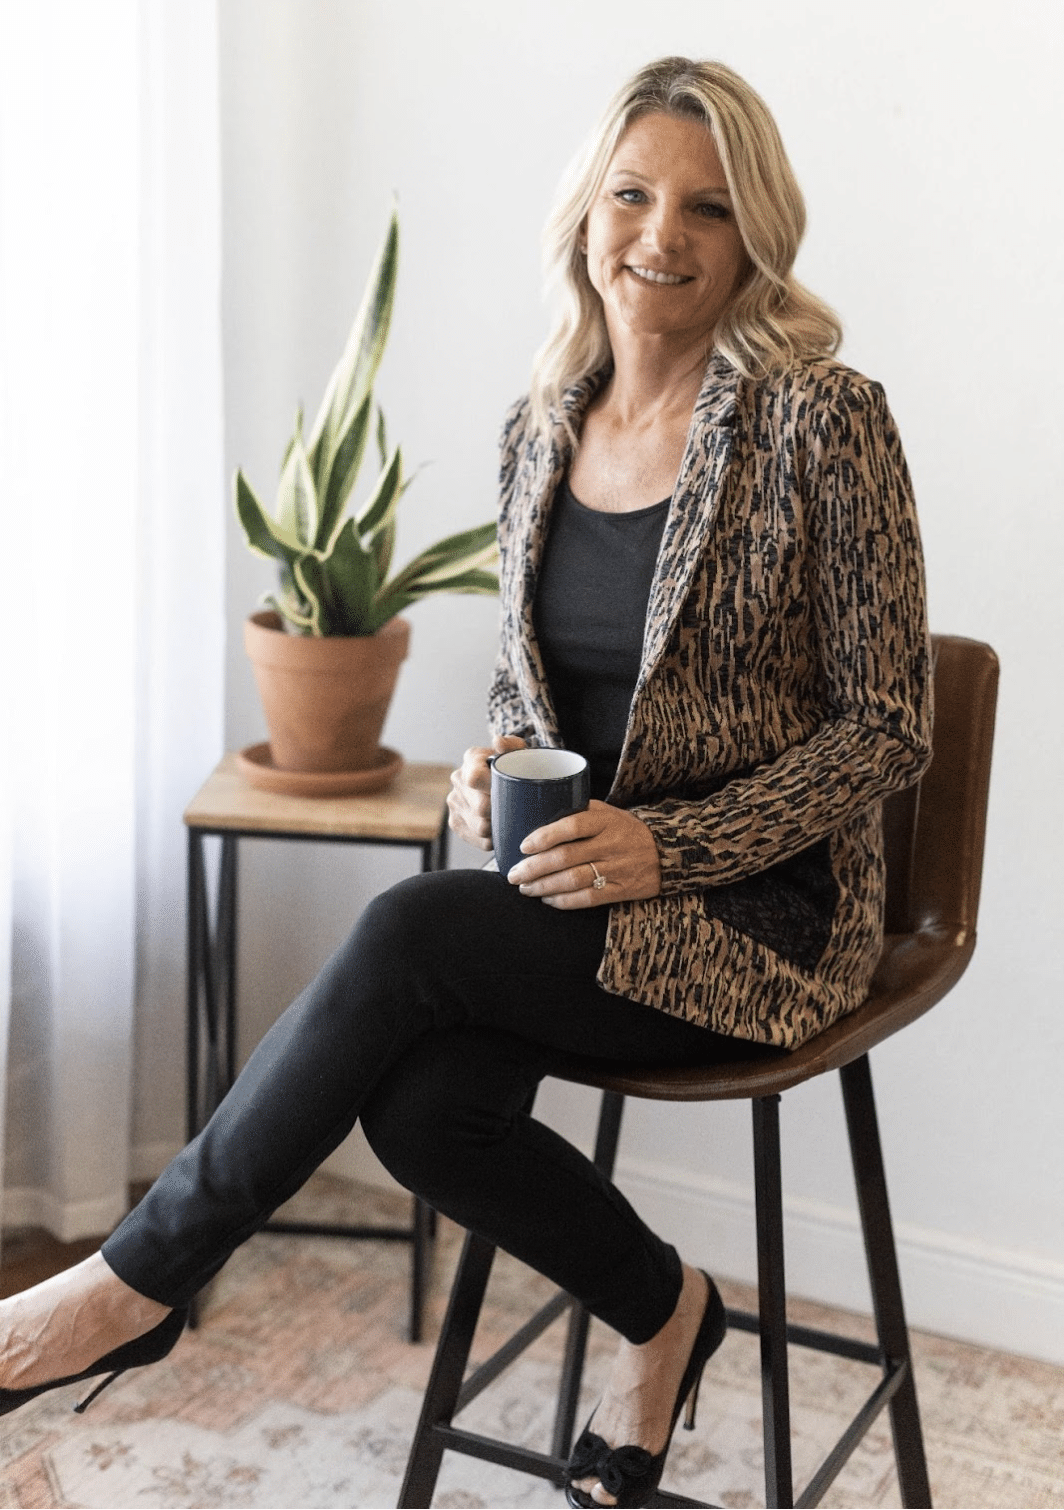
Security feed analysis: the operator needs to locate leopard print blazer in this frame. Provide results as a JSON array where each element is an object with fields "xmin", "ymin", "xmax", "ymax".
[{"xmin": 488, "ymin": 350, "xmax": 933, "ymax": 1048}]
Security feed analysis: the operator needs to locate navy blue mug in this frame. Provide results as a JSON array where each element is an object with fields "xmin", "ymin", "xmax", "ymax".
[{"xmin": 490, "ymin": 748, "xmax": 591, "ymax": 879}]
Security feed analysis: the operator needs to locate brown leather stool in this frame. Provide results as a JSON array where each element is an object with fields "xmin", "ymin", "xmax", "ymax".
[{"xmin": 401, "ymin": 635, "xmax": 998, "ymax": 1509}]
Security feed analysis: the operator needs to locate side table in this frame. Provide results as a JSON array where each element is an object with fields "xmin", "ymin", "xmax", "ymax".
[{"xmin": 183, "ymin": 753, "xmax": 453, "ymax": 1342}]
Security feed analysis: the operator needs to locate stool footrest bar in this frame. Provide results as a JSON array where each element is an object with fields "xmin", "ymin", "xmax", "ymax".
[
  {"xmin": 456, "ymin": 1289, "xmax": 573, "ymax": 1412},
  {"xmin": 264, "ymin": 1219, "xmax": 417, "ymax": 1242},
  {"xmin": 725, "ymin": 1308, "xmax": 883, "ymax": 1366},
  {"xmin": 432, "ymin": 1424, "xmax": 567, "ymax": 1478},
  {"xmin": 795, "ymin": 1359, "xmax": 909, "ymax": 1508},
  {"xmin": 429, "ymin": 1426, "xmax": 716, "ymax": 1507}
]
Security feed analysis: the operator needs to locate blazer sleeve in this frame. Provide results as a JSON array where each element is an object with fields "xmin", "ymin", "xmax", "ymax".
[
  {"xmin": 631, "ymin": 381, "xmax": 934, "ymax": 894},
  {"xmin": 486, "ymin": 395, "xmax": 540, "ymax": 743},
  {"xmin": 487, "ymin": 654, "xmax": 536, "ymax": 741}
]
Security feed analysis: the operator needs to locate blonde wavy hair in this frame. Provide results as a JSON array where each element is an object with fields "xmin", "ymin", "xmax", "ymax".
[{"xmin": 530, "ymin": 57, "xmax": 842, "ymax": 437}]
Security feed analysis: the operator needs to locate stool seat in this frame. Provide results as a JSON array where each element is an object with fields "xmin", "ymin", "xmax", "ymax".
[
  {"xmin": 564, "ymin": 923, "xmax": 971, "ymax": 1106},
  {"xmin": 399, "ymin": 635, "xmax": 998, "ymax": 1508}
]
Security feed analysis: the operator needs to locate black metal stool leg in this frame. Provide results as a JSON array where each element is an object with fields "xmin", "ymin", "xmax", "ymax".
[
  {"xmin": 399, "ymin": 1228, "xmax": 497, "ymax": 1508},
  {"xmin": 840, "ymin": 1056, "xmax": 932, "ymax": 1508},
  {"xmin": 410, "ymin": 1198, "xmax": 435, "ymax": 1345},
  {"xmin": 752, "ymin": 1093, "xmax": 794, "ymax": 1509}
]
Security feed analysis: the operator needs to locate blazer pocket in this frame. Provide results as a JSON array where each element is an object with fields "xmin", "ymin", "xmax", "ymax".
[{"xmin": 698, "ymin": 836, "xmax": 839, "ymax": 974}]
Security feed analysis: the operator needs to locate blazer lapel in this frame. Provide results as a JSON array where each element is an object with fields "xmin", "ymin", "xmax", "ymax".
[
  {"xmin": 508, "ymin": 373, "xmax": 606, "ymax": 745},
  {"xmin": 635, "ymin": 351, "xmax": 742, "ymax": 694},
  {"xmin": 505, "ymin": 355, "xmax": 741, "ymax": 751}
]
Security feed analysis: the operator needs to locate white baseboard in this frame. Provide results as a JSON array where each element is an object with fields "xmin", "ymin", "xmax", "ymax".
[
  {"xmin": 1, "ymin": 1184, "xmax": 128, "ymax": 1244},
  {"xmin": 616, "ymin": 1153, "xmax": 1064, "ymax": 1367}
]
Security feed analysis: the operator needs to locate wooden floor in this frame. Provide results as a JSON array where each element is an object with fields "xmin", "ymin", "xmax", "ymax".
[
  {"xmin": 0, "ymin": 1227, "xmax": 100, "ymax": 1300},
  {"xmin": 0, "ymin": 1181, "xmax": 153, "ymax": 1299}
]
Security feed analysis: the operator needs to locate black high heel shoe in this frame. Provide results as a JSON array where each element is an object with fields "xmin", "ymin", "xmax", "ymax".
[
  {"xmin": 565, "ymin": 1272, "xmax": 726, "ymax": 1509},
  {"xmin": 0, "ymin": 1305, "xmax": 188, "ymax": 1419}
]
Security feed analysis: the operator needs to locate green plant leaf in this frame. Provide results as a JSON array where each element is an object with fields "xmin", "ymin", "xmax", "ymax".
[
  {"xmin": 234, "ymin": 207, "xmax": 502, "ymax": 639},
  {"xmin": 356, "ymin": 444, "xmax": 403, "ymax": 539},
  {"xmin": 383, "ymin": 522, "xmax": 498, "ymax": 594},
  {"xmin": 321, "ymin": 518, "xmax": 378, "ymax": 634},
  {"xmin": 418, "ymin": 567, "xmax": 500, "ymax": 595},
  {"xmin": 365, "ymin": 526, "xmax": 497, "ymax": 631},
  {"xmin": 375, "ymin": 406, "xmax": 388, "ymax": 471},
  {"xmin": 384, "ymin": 567, "xmax": 499, "ymax": 613},
  {"xmin": 361, "ymin": 589, "xmax": 417, "ymax": 635},
  {"xmin": 276, "ymin": 431, "xmax": 318, "ymax": 547},
  {"xmin": 315, "ymin": 390, "xmax": 374, "ymax": 550},
  {"xmin": 307, "ymin": 208, "xmax": 399, "ymax": 497},
  {"xmin": 371, "ymin": 515, "xmax": 396, "ymax": 584},
  {"xmin": 279, "ymin": 405, "xmax": 304, "ymax": 477},
  {"xmin": 363, "ymin": 570, "xmax": 496, "ymax": 634},
  {"xmin": 234, "ymin": 469, "xmax": 302, "ymax": 566},
  {"xmin": 262, "ymin": 589, "xmax": 315, "ymax": 633},
  {"xmin": 292, "ymin": 555, "xmax": 328, "ymax": 637}
]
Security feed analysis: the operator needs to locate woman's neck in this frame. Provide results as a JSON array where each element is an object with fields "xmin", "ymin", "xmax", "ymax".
[{"xmin": 596, "ymin": 329, "xmax": 709, "ymax": 431}]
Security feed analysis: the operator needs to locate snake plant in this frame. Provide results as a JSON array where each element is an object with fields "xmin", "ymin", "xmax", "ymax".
[{"xmin": 235, "ymin": 209, "xmax": 498, "ymax": 636}]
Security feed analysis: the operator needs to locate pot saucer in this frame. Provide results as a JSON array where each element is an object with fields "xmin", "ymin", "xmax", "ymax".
[{"xmin": 236, "ymin": 743, "xmax": 403, "ymax": 797}]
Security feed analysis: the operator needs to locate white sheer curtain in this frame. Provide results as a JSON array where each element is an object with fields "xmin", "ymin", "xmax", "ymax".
[{"xmin": 0, "ymin": 1, "xmax": 225, "ymax": 1246}]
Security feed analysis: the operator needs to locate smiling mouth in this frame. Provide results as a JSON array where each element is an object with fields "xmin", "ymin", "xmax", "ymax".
[{"xmin": 628, "ymin": 266, "xmax": 693, "ymax": 286}]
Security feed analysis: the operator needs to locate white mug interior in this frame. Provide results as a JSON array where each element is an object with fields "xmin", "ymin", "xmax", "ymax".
[{"xmin": 493, "ymin": 748, "xmax": 587, "ymax": 781}]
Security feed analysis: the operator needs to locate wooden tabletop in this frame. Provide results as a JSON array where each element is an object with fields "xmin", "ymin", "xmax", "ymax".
[{"xmin": 183, "ymin": 754, "xmax": 453, "ymax": 841}]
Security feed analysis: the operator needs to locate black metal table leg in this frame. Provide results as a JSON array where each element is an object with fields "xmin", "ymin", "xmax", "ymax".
[
  {"xmin": 218, "ymin": 834, "xmax": 238, "ymax": 1088},
  {"xmin": 399, "ymin": 829, "xmax": 451, "ymax": 1343},
  {"xmin": 186, "ymin": 829, "xmax": 239, "ymax": 1329},
  {"xmin": 186, "ymin": 827, "xmax": 202, "ymax": 1147},
  {"xmin": 186, "ymin": 829, "xmax": 239, "ymax": 1135}
]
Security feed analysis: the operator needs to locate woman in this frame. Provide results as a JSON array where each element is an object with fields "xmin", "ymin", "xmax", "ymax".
[{"xmin": 0, "ymin": 57, "xmax": 930, "ymax": 1510}]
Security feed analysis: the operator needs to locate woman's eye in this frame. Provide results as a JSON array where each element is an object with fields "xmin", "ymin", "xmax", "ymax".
[
  {"xmin": 615, "ymin": 188, "xmax": 646, "ymax": 205},
  {"xmin": 697, "ymin": 202, "xmax": 729, "ymax": 220}
]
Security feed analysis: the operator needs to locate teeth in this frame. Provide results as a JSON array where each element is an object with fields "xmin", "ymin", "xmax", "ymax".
[{"xmin": 630, "ymin": 266, "xmax": 689, "ymax": 285}]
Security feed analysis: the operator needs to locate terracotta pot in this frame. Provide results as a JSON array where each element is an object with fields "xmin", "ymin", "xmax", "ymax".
[{"xmin": 244, "ymin": 610, "xmax": 410, "ymax": 774}]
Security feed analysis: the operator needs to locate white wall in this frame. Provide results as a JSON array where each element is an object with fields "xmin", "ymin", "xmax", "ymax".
[{"xmin": 205, "ymin": 0, "xmax": 1064, "ymax": 1363}]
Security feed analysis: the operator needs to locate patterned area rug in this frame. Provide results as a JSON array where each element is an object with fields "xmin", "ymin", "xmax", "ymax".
[{"xmin": 2, "ymin": 1175, "xmax": 1062, "ymax": 1509}]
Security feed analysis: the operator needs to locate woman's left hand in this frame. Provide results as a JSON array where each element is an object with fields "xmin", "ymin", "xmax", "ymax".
[{"xmin": 505, "ymin": 800, "xmax": 661, "ymax": 908}]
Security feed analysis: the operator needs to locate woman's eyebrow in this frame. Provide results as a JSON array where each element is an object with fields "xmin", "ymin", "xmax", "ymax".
[{"xmin": 606, "ymin": 166, "xmax": 732, "ymax": 197}]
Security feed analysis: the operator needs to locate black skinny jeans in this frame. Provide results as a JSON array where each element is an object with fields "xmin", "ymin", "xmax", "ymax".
[{"xmin": 103, "ymin": 870, "xmax": 764, "ymax": 1344}]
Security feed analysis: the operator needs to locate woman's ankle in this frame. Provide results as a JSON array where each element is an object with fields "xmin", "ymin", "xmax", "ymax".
[{"xmin": 0, "ymin": 1252, "xmax": 170, "ymax": 1390}]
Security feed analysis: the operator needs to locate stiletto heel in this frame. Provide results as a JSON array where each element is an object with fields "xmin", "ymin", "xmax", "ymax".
[
  {"xmin": 74, "ymin": 1370, "xmax": 122, "ymax": 1414},
  {"xmin": 683, "ymin": 1366, "xmax": 703, "ymax": 1431},
  {"xmin": 566, "ymin": 1272, "xmax": 726, "ymax": 1509},
  {"xmin": 0, "ymin": 1306, "xmax": 188, "ymax": 1420}
]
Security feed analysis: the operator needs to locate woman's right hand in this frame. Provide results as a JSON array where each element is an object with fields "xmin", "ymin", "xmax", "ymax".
[{"xmin": 447, "ymin": 734, "xmax": 528, "ymax": 851}]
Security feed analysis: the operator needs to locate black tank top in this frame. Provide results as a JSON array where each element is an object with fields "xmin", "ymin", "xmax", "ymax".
[{"xmin": 532, "ymin": 477, "xmax": 669, "ymax": 800}]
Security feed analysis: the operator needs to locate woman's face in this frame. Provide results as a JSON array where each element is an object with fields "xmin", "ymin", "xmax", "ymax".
[{"xmin": 583, "ymin": 111, "xmax": 749, "ymax": 349}]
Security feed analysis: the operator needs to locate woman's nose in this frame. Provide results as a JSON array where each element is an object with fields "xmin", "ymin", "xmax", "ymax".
[{"xmin": 642, "ymin": 201, "xmax": 685, "ymax": 252}]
